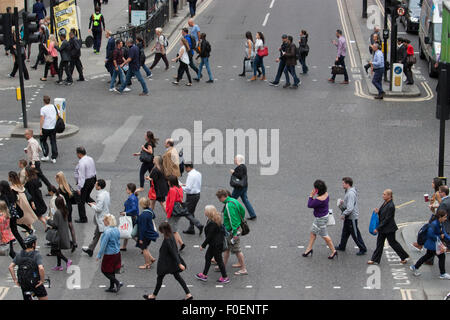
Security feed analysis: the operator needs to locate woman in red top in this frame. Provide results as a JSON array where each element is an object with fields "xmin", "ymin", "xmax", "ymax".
[
  {"xmin": 165, "ymin": 175, "xmax": 186, "ymax": 252},
  {"xmin": 404, "ymin": 38, "xmax": 415, "ymax": 85},
  {"xmin": 0, "ymin": 200, "xmax": 16, "ymax": 259}
]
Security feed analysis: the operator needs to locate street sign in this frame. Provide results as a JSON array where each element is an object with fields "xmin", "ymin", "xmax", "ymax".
[
  {"xmin": 383, "ymin": 29, "xmax": 390, "ymax": 40},
  {"xmin": 397, "ymin": 7, "xmax": 405, "ymax": 16},
  {"xmin": 392, "ymin": 63, "xmax": 404, "ymax": 92}
]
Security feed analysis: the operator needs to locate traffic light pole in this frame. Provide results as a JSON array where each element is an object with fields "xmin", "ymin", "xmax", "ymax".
[
  {"xmin": 389, "ymin": 12, "xmax": 398, "ymax": 91},
  {"xmin": 383, "ymin": 0, "xmax": 389, "ymax": 81},
  {"xmin": 363, "ymin": 0, "xmax": 368, "ymax": 18},
  {"xmin": 13, "ymin": 7, "xmax": 28, "ymax": 128},
  {"xmin": 438, "ymin": 66, "xmax": 448, "ymax": 177}
]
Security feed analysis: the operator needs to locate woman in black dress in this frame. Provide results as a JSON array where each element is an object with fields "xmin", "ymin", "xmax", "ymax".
[
  {"xmin": 135, "ymin": 131, "xmax": 158, "ymax": 192},
  {"xmin": 0, "ymin": 180, "xmax": 26, "ymax": 250},
  {"xmin": 24, "ymin": 167, "xmax": 47, "ymax": 229},
  {"xmin": 55, "ymin": 171, "xmax": 77, "ymax": 252},
  {"xmin": 146, "ymin": 156, "xmax": 168, "ymax": 212},
  {"xmin": 143, "ymin": 222, "xmax": 193, "ymax": 300}
]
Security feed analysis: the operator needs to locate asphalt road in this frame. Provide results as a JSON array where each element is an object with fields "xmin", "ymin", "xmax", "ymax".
[{"xmin": 0, "ymin": 0, "xmax": 449, "ymax": 300}]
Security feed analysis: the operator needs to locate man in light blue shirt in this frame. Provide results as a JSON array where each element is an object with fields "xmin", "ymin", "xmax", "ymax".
[{"xmin": 370, "ymin": 43, "xmax": 385, "ymax": 99}]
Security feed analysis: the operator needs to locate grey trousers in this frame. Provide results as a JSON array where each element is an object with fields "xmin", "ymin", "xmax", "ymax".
[{"xmin": 88, "ymin": 225, "xmax": 102, "ymax": 251}]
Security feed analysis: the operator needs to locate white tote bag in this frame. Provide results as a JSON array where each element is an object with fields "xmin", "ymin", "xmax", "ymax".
[
  {"xmin": 327, "ymin": 209, "xmax": 336, "ymax": 226},
  {"xmin": 244, "ymin": 59, "xmax": 253, "ymax": 73},
  {"xmin": 119, "ymin": 216, "xmax": 133, "ymax": 239}
]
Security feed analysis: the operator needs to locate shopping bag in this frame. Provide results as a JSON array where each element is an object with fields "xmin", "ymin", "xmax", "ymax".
[
  {"xmin": 244, "ymin": 59, "xmax": 253, "ymax": 73},
  {"xmin": 119, "ymin": 216, "xmax": 133, "ymax": 239},
  {"xmin": 369, "ymin": 211, "xmax": 379, "ymax": 236},
  {"xmin": 326, "ymin": 209, "xmax": 336, "ymax": 226},
  {"xmin": 0, "ymin": 244, "xmax": 10, "ymax": 256},
  {"xmin": 436, "ymin": 239, "xmax": 447, "ymax": 255}
]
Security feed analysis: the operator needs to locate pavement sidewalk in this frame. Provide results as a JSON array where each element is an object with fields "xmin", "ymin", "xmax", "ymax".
[
  {"xmin": 343, "ymin": 0, "xmax": 421, "ymax": 97},
  {"xmin": 401, "ymin": 223, "xmax": 450, "ymax": 300}
]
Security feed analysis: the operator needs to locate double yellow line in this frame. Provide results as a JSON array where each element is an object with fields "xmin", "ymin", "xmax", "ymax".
[
  {"xmin": 354, "ymin": 79, "xmax": 434, "ymax": 101},
  {"xmin": 336, "ymin": 0, "xmax": 357, "ymax": 68}
]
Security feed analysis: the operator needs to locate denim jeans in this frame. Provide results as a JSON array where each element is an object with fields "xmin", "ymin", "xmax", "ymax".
[
  {"xmin": 231, "ymin": 187, "xmax": 256, "ymax": 218},
  {"xmin": 198, "ymin": 57, "xmax": 213, "ymax": 80},
  {"xmin": 253, "ymin": 55, "xmax": 265, "ymax": 76},
  {"xmin": 284, "ymin": 65, "xmax": 300, "ymax": 85},
  {"xmin": 273, "ymin": 59, "xmax": 286, "ymax": 83},
  {"xmin": 299, "ymin": 53, "xmax": 308, "ymax": 73},
  {"xmin": 110, "ymin": 66, "xmax": 125, "ymax": 89},
  {"xmin": 141, "ymin": 64, "xmax": 152, "ymax": 77},
  {"xmin": 119, "ymin": 68, "xmax": 148, "ymax": 94},
  {"xmin": 189, "ymin": 0, "xmax": 197, "ymax": 16},
  {"xmin": 372, "ymin": 68, "xmax": 384, "ymax": 95}
]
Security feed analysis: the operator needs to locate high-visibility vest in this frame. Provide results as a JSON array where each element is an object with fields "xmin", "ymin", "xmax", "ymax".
[{"xmin": 93, "ymin": 13, "xmax": 102, "ymax": 27}]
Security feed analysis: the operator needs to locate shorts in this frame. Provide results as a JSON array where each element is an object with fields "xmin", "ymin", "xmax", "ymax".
[
  {"xmin": 138, "ymin": 238, "xmax": 152, "ymax": 250},
  {"xmin": 168, "ymin": 216, "xmax": 181, "ymax": 233},
  {"xmin": 311, "ymin": 216, "xmax": 329, "ymax": 237},
  {"xmin": 21, "ymin": 284, "xmax": 47, "ymax": 300},
  {"xmin": 226, "ymin": 233, "xmax": 241, "ymax": 254}
]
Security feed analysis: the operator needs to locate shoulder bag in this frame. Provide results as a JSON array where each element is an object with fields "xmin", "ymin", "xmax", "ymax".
[
  {"xmin": 171, "ymin": 189, "xmax": 189, "ymax": 217},
  {"xmin": 139, "ymin": 150, "xmax": 154, "ymax": 163},
  {"xmin": 230, "ymin": 174, "xmax": 247, "ymax": 188},
  {"xmin": 257, "ymin": 46, "xmax": 268, "ymax": 57},
  {"xmin": 45, "ymin": 228, "xmax": 59, "ymax": 244},
  {"xmin": 53, "ymin": 105, "xmax": 65, "ymax": 133},
  {"xmin": 406, "ymin": 55, "xmax": 416, "ymax": 65},
  {"xmin": 226, "ymin": 201, "xmax": 250, "ymax": 236}
]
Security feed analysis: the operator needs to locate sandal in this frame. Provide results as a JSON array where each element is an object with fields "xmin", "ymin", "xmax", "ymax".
[
  {"xmin": 234, "ymin": 270, "xmax": 248, "ymax": 276},
  {"xmin": 139, "ymin": 264, "xmax": 151, "ymax": 269},
  {"xmin": 186, "ymin": 83, "xmax": 192, "ymax": 86},
  {"xmin": 232, "ymin": 264, "xmax": 242, "ymax": 268},
  {"xmin": 40, "ymin": 78, "xmax": 47, "ymax": 81}
]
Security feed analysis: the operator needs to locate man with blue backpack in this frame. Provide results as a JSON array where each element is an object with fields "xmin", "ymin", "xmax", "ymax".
[
  {"xmin": 182, "ymin": 28, "xmax": 199, "ymax": 75},
  {"xmin": 410, "ymin": 210, "xmax": 450, "ymax": 280}
]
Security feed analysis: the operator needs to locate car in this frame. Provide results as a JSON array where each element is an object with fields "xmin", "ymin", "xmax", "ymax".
[{"xmin": 401, "ymin": 0, "xmax": 421, "ymax": 33}]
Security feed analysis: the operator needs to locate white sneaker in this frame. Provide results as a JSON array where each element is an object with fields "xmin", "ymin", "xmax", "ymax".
[
  {"xmin": 41, "ymin": 156, "xmax": 50, "ymax": 162},
  {"xmin": 109, "ymin": 88, "xmax": 117, "ymax": 92},
  {"xmin": 410, "ymin": 265, "xmax": 421, "ymax": 276},
  {"xmin": 440, "ymin": 273, "xmax": 450, "ymax": 280},
  {"xmin": 51, "ymin": 159, "xmax": 56, "ymax": 164},
  {"xmin": 124, "ymin": 87, "xmax": 131, "ymax": 92}
]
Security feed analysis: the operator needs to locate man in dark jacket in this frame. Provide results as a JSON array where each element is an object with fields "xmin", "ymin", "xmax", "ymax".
[
  {"xmin": 32, "ymin": 0, "xmax": 47, "ymax": 21},
  {"xmin": 269, "ymin": 34, "xmax": 289, "ymax": 87},
  {"xmin": 194, "ymin": 33, "xmax": 213, "ymax": 83},
  {"xmin": 437, "ymin": 186, "xmax": 450, "ymax": 246},
  {"xmin": 31, "ymin": 25, "xmax": 47, "ymax": 69},
  {"xmin": 283, "ymin": 36, "xmax": 300, "ymax": 89},
  {"xmin": 69, "ymin": 31, "xmax": 85, "ymax": 81},
  {"xmin": 56, "ymin": 33, "xmax": 73, "ymax": 85},
  {"xmin": 396, "ymin": 38, "xmax": 407, "ymax": 64}
]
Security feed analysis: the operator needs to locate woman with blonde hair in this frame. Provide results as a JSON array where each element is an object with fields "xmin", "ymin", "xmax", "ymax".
[
  {"xmin": 172, "ymin": 37, "xmax": 192, "ymax": 86},
  {"xmin": 55, "ymin": 171, "xmax": 77, "ymax": 252},
  {"xmin": 136, "ymin": 197, "xmax": 159, "ymax": 269},
  {"xmin": 41, "ymin": 34, "xmax": 58, "ymax": 81},
  {"xmin": 195, "ymin": 205, "xmax": 229, "ymax": 284},
  {"xmin": 150, "ymin": 27, "xmax": 169, "ymax": 70},
  {"xmin": 97, "ymin": 214, "xmax": 123, "ymax": 293}
]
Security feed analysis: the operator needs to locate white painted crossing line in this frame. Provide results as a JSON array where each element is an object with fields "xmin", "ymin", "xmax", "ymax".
[
  {"xmin": 216, "ymin": 285, "xmax": 223, "ymax": 288},
  {"xmin": 127, "ymin": 285, "xmax": 135, "ymax": 288},
  {"xmin": 305, "ymin": 286, "xmax": 313, "ymax": 289},
  {"xmin": 333, "ymin": 286, "xmax": 341, "ymax": 289},
  {"xmin": 99, "ymin": 285, "xmax": 106, "ymax": 288},
  {"xmin": 246, "ymin": 285, "xmax": 253, "ymax": 288},
  {"xmin": 297, "ymin": 246, "xmax": 305, "ymax": 249},
  {"xmin": 270, "ymin": 246, "xmax": 278, "ymax": 249},
  {"xmin": 187, "ymin": 285, "xmax": 194, "ymax": 288},
  {"xmin": 274, "ymin": 286, "xmax": 282, "ymax": 289},
  {"xmin": 269, "ymin": 0, "xmax": 276, "ymax": 8},
  {"xmin": 364, "ymin": 286, "xmax": 374, "ymax": 290},
  {"xmin": 262, "ymin": 13, "xmax": 270, "ymax": 26},
  {"xmin": 245, "ymin": 245, "xmax": 251, "ymax": 249},
  {"xmin": 193, "ymin": 245, "xmax": 200, "ymax": 248}
]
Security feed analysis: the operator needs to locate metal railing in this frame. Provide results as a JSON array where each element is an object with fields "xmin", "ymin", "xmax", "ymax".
[{"xmin": 111, "ymin": 2, "xmax": 169, "ymax": 48}]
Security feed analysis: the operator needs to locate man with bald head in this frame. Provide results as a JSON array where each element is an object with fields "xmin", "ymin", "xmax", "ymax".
[
  {"xmin": 24, "ymin": 129, "xmax": 51, "ymax": 188},
  {"xmin": 163, "ymin": 139, "xmax": 181, "ymax": 178},
  {"xmin": 188, "ymin": 19, "xmax": 200, "ymax": 44}
]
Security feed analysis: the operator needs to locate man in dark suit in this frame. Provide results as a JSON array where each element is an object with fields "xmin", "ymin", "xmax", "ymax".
[
  {"xmin": 368, "ymin": 189, "xmax": 409, "ymax": 265},
  {"xmin": 437, "ymin": 186, "xmax": 450, "ymax": 247},
  {"xmin": 396, "ymin": 37, "xmax": 407, "ymax": 64}
]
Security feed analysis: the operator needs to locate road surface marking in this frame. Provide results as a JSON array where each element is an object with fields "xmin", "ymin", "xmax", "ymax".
[
  {"xmin": 298, "ymin": 246, "xmax": 304, "ymax": 249},
  {"xmin": 0, "ymin": 287, "xmax": 9, "ymax": 300},
  {"xmin": 336, "ymin": 0, "xmax": 356, "ymax": 68},
  {"xmin": 305, "ymin": 286, "xmax": 312, "ymax": 289},
  {"xmin": 245, "ymin": 245, "xmax": 251, "ymax": 248},
  {"xmin": 333, "ymin": 286, "xmax": 341, "ymax": 289},
  {"xmin": 354, "ymin": 80, "xmax": 434, "ymax": 102},
  {"xmin": 269, "ymin": 0, "xmax": 276, "ymax": 8},
  {"xmin": 262, "ymin": 13, "xmax": 270, "ymax": 26},
  {"xmin": 270, "ymin": 246, "xmax": 277, "ymax": 249},
  {"xmin": 98, "ymin": 116, "xmax": 143, "ymax": 163},
  {"xmin": 246, "ymin": 285, "xmax": 253, "ymax": 288},
  {"xmin": 274, "ymin": 286, "xmax": 282, "ymax": 289},
  {"xmin": 396, "ymin": 200, "xmax": 415, "ymax": 209},
  {"xmin": 99, "ymin": 285, "xmax": 106, "ymax": 288},
  {"xmin": 193, "ymin": 245, "xmax": 200, "ymax": 248},
  {"xmin": 216, "ymin": 285, "xmax": 223, "ymax": 288},
  {"xmin": 127, "ymin": 285, "xmax": 135, "ymax": 288},
  {"xmin": 400, "ymin": 289, "xmax": 416, "ymax": 300}
]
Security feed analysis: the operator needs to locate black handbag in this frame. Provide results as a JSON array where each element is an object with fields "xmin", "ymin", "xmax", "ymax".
[
  {"xmin": 331, "ymin": 65, "xmax": 345, "ymax": 75},
  {"xmin": 230, "ymin": 174, "xmax": 247, "ymax": 188},
  {"xmin": 53, "ymin": 105, "xmax": 65, "ymax": 133},
  {"xmin": 172, "ymin": 202, "xmax": 189, "ymax": 217},
  {"xmin": 406, "ymin": 55, "xmax": 416, "ymax": 65},
  {"xmin": 45, "ymin": 228, "xmax": 59, "ymax": 244},
  {"xmin": 139, "ymin": 150, "xmax": 154, "ymax": 163}
]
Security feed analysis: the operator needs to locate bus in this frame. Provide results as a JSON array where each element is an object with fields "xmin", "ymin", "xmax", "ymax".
[{"xmin": 419, "ymin": 0, "xmax": 443, "ymax": 77}]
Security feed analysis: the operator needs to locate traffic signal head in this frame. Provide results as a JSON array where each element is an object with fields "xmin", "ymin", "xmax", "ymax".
[
  {"xmin": 22, "ymin": 12, "xmax": 39, "ymax": 44},
  {"xmin": 385, "ymin": 0, "xmax": 402, "ymax": 14},
  {"xmin": 0, "ymin": 13, "xmax": 13, "ymax": 49}
]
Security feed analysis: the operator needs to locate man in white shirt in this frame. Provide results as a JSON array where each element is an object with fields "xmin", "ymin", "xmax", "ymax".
[
  {"xmin": 82, "ymin": 179, "xmax": 110, "ymax": 257},
  {"xmin": 24, "ymin": 129, "xmax": 51, "ymax": 188},
  {"xmin": 182, "ymin": 162, "xmax": 203, "ymax": 235},
  {"xmin": 39, "ymin": 96, "xmax": 58, "ymax": 164},
  {"xmin": 74, "ymin": 146, "xmax": 97, "ymax": 223}
]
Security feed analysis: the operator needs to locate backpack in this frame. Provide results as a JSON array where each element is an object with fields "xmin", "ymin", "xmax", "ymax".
[
  {"xmin": 188, "ymin": 35, "xmax": 196, "ymax": 53},
  {"xmin": 17, "ymin": 251, "xmax": 39, "ymax": 289},
  {"xmin": 417, "ymin": 223, "xmax": 430, "ymax": 246},
  {"xmin": 139, "ymin": 47, "xmax": 146, "ymax": 65},
  {"xmin": 162, "ymin": 35, "xmax": 169, "ymax": 48},
  {"xmin": 178, "ymin": 149, "xmax": 185, "ymax": 176},
  {"xmin": 53, "ymin": 105, "xmax": 65, "ymax": 133},
  {"xmin": 204, "ymin": 41, "xmax": 211, "ymax": 56}
]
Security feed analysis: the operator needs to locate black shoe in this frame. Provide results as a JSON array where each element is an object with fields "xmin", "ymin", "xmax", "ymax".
[
  {"xmin": 238, "ymin": 73, "xmax": 245, "ymax": 77},
  {"xmin": 105, "ymin": 288, "xmax": 115, "ymax": 293},
  {"xmin": 374, "ymin": 94, "xmax": 384, "ymax": 100},
  {"xmin": 302, "ymin": 249, "xmax": 313, "ymax": 257},
  {"xmin": 335, "ymin": 246, "xmax": 345, "ymax": 251},
  {"xmin": 115, "ymin": 282, "xmax": 123, "ymax": 293},
  {"xmin": 71, "ymin": 243, "xmax": 78, "ymax": 253},
  {"xmin": 356, "ymin": 250, "xmax": 367, "ymax": 256},
  {"xmin": 184, "ymin": 296, "xmax": 194, "ymax": 300},
  {"xmin": 75, "ymin": 219, "xmax": 88, "ymax": 223},
  {"xmin": 328, "ymin": 251, "xmax": 338, "ymax": 260},
  {"xmin": 120, "ymin": 248, "xmax": 127, "ymax": 251},
  {"xmin": 206, "ymin": 80, "xmax": 214, "ymax": 83},
  {"xmin": 283, "ymin": 84, "xmax": 290, "ymax": 88},
  {"xmin": 268, "ymin": 81, "xmax": 279, "ymax": 86},
  {"xmin": 56, "ymin": 80, "xmax": 64, "ymax": 85},
  {"xmin": 77, "ymin": 78, "xmax": 85, "ymax": 81},
  {"xmin": 82, "ymin": 248, "xmax": 93, "ymax": 257},
  {"xmin": 179, "ymin": 243, "xmax": 186, "ymax": 252},
  {"xmin": 31, "ymin": 65, "xmax": 37, "ymax": 70},
  {"xmin": 247, "ymin": 216, "xmax": 257, "ymax": 220},
  {"xmin": 198, "ymin": 225, "xmax": 204, "ymax": 236},
  {"xmin": 193, "ymin": 78, "xmax": 200, "ymax": 82},
  {"xmin": 65, "ymin": 81, "xmax": 73, "ymax": 86},
  {"xmin": 182, "ymin": 230, "xmax": 195, "ymax": 235},
  {"xmin": 290, "ymin": 84, "xmax": 299, "ymax": 89},
  {"xmin": 143, "ymin": 294, "xmax": 155, "ymax": 300}
]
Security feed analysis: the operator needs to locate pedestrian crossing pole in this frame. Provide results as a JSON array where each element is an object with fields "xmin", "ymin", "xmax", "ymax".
[
  {"xmin": 363, "ymin": 0, "xmax": 368, "ymax": 18},
  {"xmin": 383, "ymin": 0, "xmax": 389, "ymax": 81},
  {"xmin": 438, "ymin": 66, "xmax": 448, "ymax": 177},
  {"xmin": 13, "ymin": 7, "xmax": 28, "ymax": 128}
]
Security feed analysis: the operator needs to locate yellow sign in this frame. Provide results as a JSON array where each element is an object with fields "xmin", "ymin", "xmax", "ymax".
[
  {"xmin": 16, "ymin": 87, "xmax": 21, "ymax": 101},
  {"xmin": 53, "ymin": 0, "xmax": 79, "ymax": 44}
]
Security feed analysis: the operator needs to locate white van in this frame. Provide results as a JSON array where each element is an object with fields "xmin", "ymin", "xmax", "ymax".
[{"xmin": 419, "ymin": 0, "xmax": 443, "ymax": 77}]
